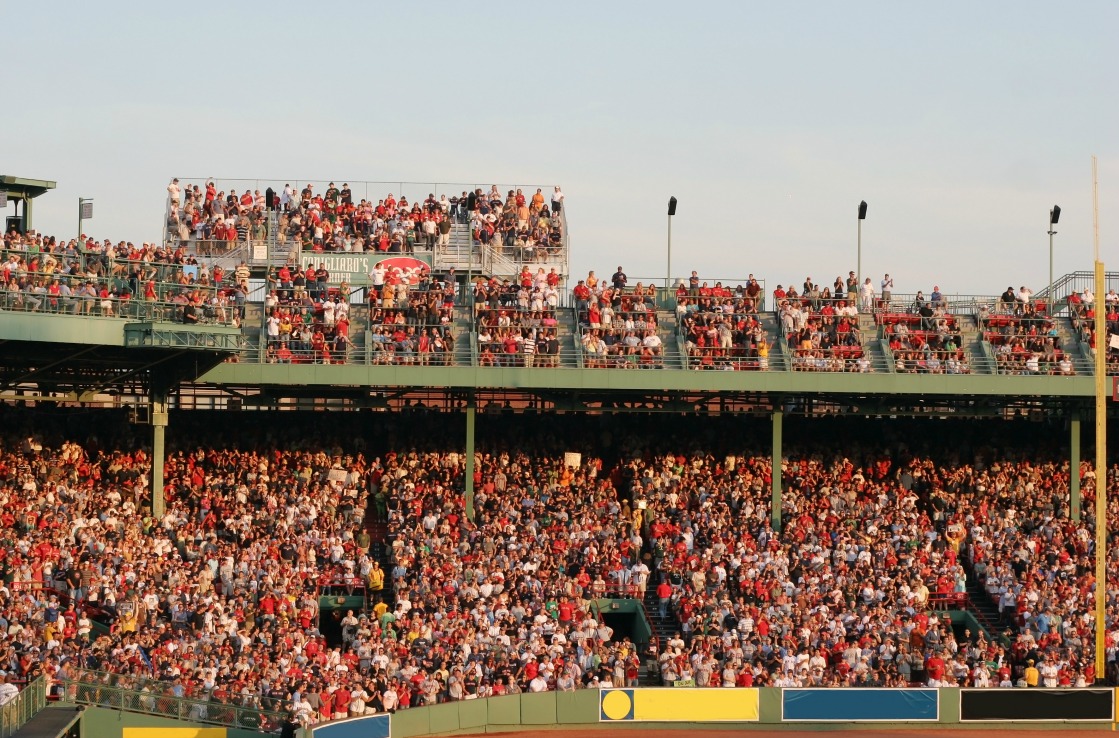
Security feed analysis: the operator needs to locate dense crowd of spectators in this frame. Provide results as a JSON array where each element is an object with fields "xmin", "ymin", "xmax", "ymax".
[
  {"xmin": 676, "ymin": 274, "xmax": 768, "ymax": 370},
  {"xmin": 1, "ymin": 411, "xmax": 1116, "ymax": 731},
  {"xmin": 1068, "ymin": 286, "xmax": 1119, "ymax": 375},
  {"xmin": 883, "ymin": 309, "xmax": 971, "ymax": 375},
  {"xmin": 1, "ymin": 228, "xmax": 244, "ymax": 325},
  {"xmin": 467, "ymin": 186, "xmax": 564, "ymax": 263},
  {"xmin": 573, "ymin": 268, "xmax": 665, "ymax": 368},
  {"xmin": 165, "ymin": 180, "xmax": 565, "ymax": 261},
  {"xmin": 774, "ymin": 289, "xmax": 868, "ymax": 372},
  {"xmin": 980, "ymin": 288, "xmax": 1074, "ymax": 375},
  {"xmin": 364, "ymin": 272, "xmax": 458, "ymax": 366},
  {"xmin": 473, "ymin": 269, "xmax": 564, "ymax": 367}
]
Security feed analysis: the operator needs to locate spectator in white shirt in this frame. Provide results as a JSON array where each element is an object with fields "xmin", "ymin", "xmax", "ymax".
[
  {"xmin": 861, "ymin": 278, "xmax": 876, "ymax": 311},
  {"xmin": 0, "ymin": 675, "xmax": 18, "ymax": 707}
]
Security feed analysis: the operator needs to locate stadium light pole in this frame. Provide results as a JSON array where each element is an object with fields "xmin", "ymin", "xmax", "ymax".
[
  {"xmin": 857, "ymin": 201, "xmax": 868, "ymax": 286},
  {"xmin": 1048, "ymin": 205, "xmax": 1061, "ymax": 314},
  {"xmin": 667, "ymin": 196, "xmax": 677, "ymax": 293},
  {"xmin": 77, "ymin": 197, "xmax": 93, "ymax": 243},
  {"xmin": 1091, "ymin": 157, "xmax": 1106, "ymax": 682}
]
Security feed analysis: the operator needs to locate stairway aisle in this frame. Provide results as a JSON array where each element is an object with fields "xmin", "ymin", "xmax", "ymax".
[
  {"xmin": 362, "ymin": 493, "xmax": 395, "ymax": 609},
  {"xmin": 640, "ymin": 584, "xmax": 678, "ymax": 685},
  {"xmin": 656, "ymin": 310, "xmax": 685, "ymax": 369},
  {"xmin": 964, "ymin": 574, "xmax": 1003, "ymax": 636},
  {"xmin": 757, "ymin": 313, "xmax": 789, "ymax": 371}
]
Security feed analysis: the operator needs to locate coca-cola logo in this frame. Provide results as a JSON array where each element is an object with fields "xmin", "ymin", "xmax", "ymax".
[{"xmin": 377, "ymin": 257, "xmax": 430, "ymax": 286}]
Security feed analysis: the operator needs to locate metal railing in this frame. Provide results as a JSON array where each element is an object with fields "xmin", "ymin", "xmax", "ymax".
[
  {"xmin": 59, "ymin": 671, "xmax": 286, "ymax": 732},
  {"xmin": 0, "ymin": 676, "xmax": 47, "ymax": 738},
  {"xmin": 596, "ymin": 278, "xmax": 767, "ymax": 312},
  {"xmin": 1036, "ymin": 271, "xmax": 1119, "ymax": 313},
  {"xmin": 787, "ymin": 344, "xmax": 889, "ymax": 373},
  {"xmin": 890, "ymin": 348, "xmax": 978, "ymax": 375},
  {"xmin": 985, "ymin": 339, "xmax": 1093, "ymax": 376},
  {"xmin": 4, "ymin": 274, "xmax": 1114, "ymax": 378},
  {"xmin": 861, "ymin": 292, "xmax": 1003, "ymax": 316},
  {"xmin": 675, "ymin": 312, "xmax": 774, "ymax": 371},
  {"xmin": 0, "ymin": 289, "xmax": 246, "ymax": 327},
  {"xmin": 579, "ymin": 327, "xmax": 667, "ymax": 369},
  {"xmin": 169, "ymin": 179, "xmax": 560, "ymax": 209}
]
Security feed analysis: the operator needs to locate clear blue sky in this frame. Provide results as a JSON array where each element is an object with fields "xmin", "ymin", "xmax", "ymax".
[{"xmin": 4, "ymin": 1, "xmax": 1117, "ymax": 296}]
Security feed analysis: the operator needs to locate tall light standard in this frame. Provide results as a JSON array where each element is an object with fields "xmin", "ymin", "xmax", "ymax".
[
  {"xmin": 1048, "ymin": 205, "xmax": 1061, "ymax": 314},
  {"xmin": 77, "ymin": 198, "xmax": 94, "ymax": 244},
  {"xmin": 667, "ymin": 196, "xmax": 677, "ymax": 294},
  {"xmin": 857, "ymin": 200, "xmax": 868, "ymax": 286}
]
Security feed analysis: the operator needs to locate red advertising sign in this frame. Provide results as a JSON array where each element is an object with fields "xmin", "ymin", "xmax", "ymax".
[{"xmin": 377, "ymin": 257, "xmax": 430, "ymax": 286}]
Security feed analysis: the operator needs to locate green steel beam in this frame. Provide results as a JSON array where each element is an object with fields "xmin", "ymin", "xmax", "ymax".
[
  {"xmin": 771, "ymin": 410, "xmax": 783, "ymax": 531},
  {"xmin": 0, "ymin": 312, "xmax": 125, "ymax": 345},
  {"xmin": 465, "ymin": 403, "xmax": 476, "ymax": 523},
  {"xmin": 1071, "ymin": 414, "xmax": 1081, "ymax": 522},
  {"xmin": 198, "ymin": 362, "xmax": 1098, "ymax": 398},
  {"xmin": 151, "ymin": 390, "xmax": 169, "ymax": 520}
]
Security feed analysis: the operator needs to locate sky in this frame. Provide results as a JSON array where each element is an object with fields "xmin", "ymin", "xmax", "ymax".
[{"xmin": 4, "ymin": 1, "xmax": 1118, "ymax": 297}]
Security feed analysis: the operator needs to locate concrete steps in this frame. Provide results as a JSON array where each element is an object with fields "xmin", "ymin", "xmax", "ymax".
[
  {"xmin": 756, "ymin": 313, "xmax": 789, "ymax": 371},
  {"xmin": 641, "ymin": 584, "xmax": 678, "ymax": 686},
  {"xmin": 863, "ymin": 339, "xmax": 892, "ymax": 372}
]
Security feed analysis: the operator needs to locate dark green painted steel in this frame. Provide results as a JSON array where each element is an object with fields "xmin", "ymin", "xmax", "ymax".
[{"xmin": 198, "ymin": 361, "xmax": 1097, "ymax": 397}]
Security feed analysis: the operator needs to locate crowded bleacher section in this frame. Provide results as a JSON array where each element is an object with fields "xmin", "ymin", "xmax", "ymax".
[
  {"xmin": 0, "ymin": 228, "xmax": 243, "ymax": 326},
  {"xmin": 0, "ymin": 409, "xmax": 1115, "ymax": 732},
  {"xmin": 12, "ymin": 206, "xmax": 1114, "ymax": 377},
  {"xmin": 164, "ymin": 180, "xmax": 565, "ymax": 262}
]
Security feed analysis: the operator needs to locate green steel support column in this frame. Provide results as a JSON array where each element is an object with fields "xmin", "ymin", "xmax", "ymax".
[
  {"xmin": 771, "ymin": 410, "xmax": 783, "ymax": 532},
  {"xmin": 151, "ymin": 393, "xmax": 169, "ymax": 520},
  {"xmin": 1071, "ymin": 414, "xmax": 1081, "ymax": 522},
  {"xmin": 464, "ymin": 404, "xmax": 476, "ymax": 523}
]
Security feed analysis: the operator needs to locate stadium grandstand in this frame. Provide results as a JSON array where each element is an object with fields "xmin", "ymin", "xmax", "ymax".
[{"xmin": 3, "ymin": 178, "xmax": 1119, "ymax": 738}]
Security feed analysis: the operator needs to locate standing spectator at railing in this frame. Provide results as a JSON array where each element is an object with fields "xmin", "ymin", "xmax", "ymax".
[
  {"xmin": 0, "ymin": 674, "xmax": 18, "ymax": 707},
  {"xmin": 551, "ymin": 186, "xmax": 565, "ymax": 213},
  {"xmin": 314, "ymin": 264, "xmax": 330, "ymax": 302},
  {"xmin": 861, "ymin": 278, "xmax": 876, "ymax": 312},
  {"xmin": 881, "ymin": 273, "xmax": 894, "ymax": 307},
  {"xmin": 167, "ymin": 179, "xmax": 181, "ymax": 208},
  {"xmin": 845, "ymin": 271, "xmax": 858, "ymax": 303},
  {"xmin": 530, "ymin": 188, "xmax": 546, "ymax": 214},
  {"xmin": 612, "ymin": 267, "xmax": 628, "ymax": 291},
  {"xmin": 436, "ymin": 215, "xmax": 451, "ymax": 250}
]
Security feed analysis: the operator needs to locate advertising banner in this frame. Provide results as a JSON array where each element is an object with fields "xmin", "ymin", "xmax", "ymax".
[
  {"xmin": 299, "ymin": 253, "xmax": 432, "ymax": 284},
  {"xmin": 599, "ymin": 688, "xmax": 759, "ymax": 722},
  {"xmin": 959, "ymin": 688, "xmax": 1113, "ymax": 722},
  {"xmin": 312, "ymin": 714, "xmax": 390, "ymax": 738},
  {"xmin": 782, "ymin": 688, "xmax": 938, "ymax": 722}
]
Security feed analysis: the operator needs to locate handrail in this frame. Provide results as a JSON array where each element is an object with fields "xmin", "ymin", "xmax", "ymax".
[
  {"xmin": 59, "ymin": 670, "xmax": 286, "ymax": 732},
  {"xmin": 1036, "ymin": 270, "xmax": 1119, "ymax": 313},
  {"xmin": 0, "ymin": 290, "xmax": 246, "ymax": 327},
  {"xmin": 7, "ymin": 289, "xmax": 1119, "ymax": 377},
  {"xmin": 0, "ymin": 675, "xmax": 47, "ymax": 738}
]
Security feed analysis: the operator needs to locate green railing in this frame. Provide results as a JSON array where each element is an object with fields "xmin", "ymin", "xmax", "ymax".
[
  {"xmin": 0, "ymin": 676, "xmax": 47, "ymax": 738},
  {"xmin": 1036, "ymin": 270, "xmax": 1119, "ymax": 313},
  {"xmin": 59, "ymin": 671, "xmax": 286, "ymax": 733}
]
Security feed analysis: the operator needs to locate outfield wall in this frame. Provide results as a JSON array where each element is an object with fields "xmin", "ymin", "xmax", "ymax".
[
  {"xmin": 78, "ymin": 706, "xmax": 267, "ymax": 738},
  {"xmin": 320, "ymin": 687, "xmax": 1119, "ymax": 737}
]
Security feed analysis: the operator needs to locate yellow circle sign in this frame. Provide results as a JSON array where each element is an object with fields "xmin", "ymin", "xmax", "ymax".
[{"xmin": 601, "ymin": 690, "xmax": 634, "ymax": 720}]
